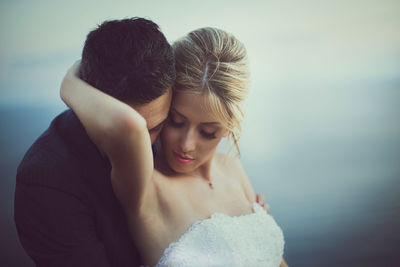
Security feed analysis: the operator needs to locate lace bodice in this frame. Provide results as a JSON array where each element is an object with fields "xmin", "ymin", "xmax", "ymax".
[{"xmin": 141, "ymin": 202, "xmax": 285, "ymax": 267}]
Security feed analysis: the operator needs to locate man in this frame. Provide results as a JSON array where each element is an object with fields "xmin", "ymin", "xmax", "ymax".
[
  {"xmin": 15, "ymin": 17, "xmax": 174, "ymax": 267},
  {"xmin": 15, "ymin": 17, "xmax": 270, "ymax": 267}
]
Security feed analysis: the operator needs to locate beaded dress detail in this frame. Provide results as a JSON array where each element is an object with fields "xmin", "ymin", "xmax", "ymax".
[{"xmin": 141, "ymin": 202, "xmax": 284, "ymax": 267}]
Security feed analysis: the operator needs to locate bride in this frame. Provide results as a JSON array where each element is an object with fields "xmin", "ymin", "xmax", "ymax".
[{"xmin": 61, "ymin": 27, "xmax": 287, "ymax": 267}]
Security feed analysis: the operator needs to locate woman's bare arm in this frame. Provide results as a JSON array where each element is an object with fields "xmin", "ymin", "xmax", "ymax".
[{"xmin": 60, "ymin": 61, "xmax": 154, "ymax": 214}]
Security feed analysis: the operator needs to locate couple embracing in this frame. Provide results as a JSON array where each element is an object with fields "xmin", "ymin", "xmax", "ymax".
[{"xmin": 15, "ymin": 17, "xmax": 287, "ymax": 267}]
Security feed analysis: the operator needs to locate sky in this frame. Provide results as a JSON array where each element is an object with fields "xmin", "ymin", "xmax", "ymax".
[
  {"xmin": 1, "ymin": 0, "xmax": 399, "ymax": 105},
  {"xmin": 0, "ymin": 0, "xmax": 399, "ymax": 176}
]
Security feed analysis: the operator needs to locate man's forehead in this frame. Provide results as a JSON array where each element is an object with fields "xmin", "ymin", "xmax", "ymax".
[
  {"xmin": 142, "ymin": 110, "xmax": 168, "ymax": 130},
  {"xmin": 128, "ymin": 87, "xmax": 172, "ymax": 128}
]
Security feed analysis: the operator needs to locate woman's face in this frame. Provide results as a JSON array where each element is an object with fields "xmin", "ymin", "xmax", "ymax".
[{"xmin": 161, "ymin": 91, "xmax": 229, "ymax": 174}]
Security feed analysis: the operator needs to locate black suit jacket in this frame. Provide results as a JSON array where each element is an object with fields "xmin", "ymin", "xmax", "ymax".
[{"xmin": 14, "ymin": 109, "xmax": 139, "ymax": 267}]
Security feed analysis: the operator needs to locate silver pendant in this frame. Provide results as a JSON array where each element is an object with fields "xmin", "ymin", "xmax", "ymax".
[{"xmin": 208, "ymin": 182, "xmax": 214, "ymax": 189}]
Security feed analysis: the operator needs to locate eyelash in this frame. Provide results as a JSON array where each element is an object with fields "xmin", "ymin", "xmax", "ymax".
[
  {"xmin": 200, "ymin": 130, "xmax": 217, "ymax": 139},
  {"xmin": 149, "ymin": 124, "xmax": 162, "ymax": 133},
  {"xmin": 169, "ymin": 118, "xmax": 217, "ymax": 140},
  {"xmin": 168, "ymin": 118, "xmax": 184, "ymax": 128}
]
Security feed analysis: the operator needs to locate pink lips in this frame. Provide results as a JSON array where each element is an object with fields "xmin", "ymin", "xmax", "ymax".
[{"xmin": 173, "ymin": 151, "xmax": 194, "ymax": 164}]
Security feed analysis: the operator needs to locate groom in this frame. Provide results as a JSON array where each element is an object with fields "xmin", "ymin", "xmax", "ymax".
[{"xmin": 14, "ymin": 17, "xmax": 270, "ymax": 267}]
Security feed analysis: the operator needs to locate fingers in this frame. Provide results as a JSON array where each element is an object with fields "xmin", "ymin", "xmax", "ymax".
[
  {"xmin": 69, "ymin": 60, "xmax": 81, "ymax": 76},
  {"xmin": 63, "ymin": 60, "xmax": 82, "ymax": 89},
  {"xmin": 255, "ymin": 193, "xmax": 270, "ymax": 212},
  {"xmin": 263, "ymin": 203, "xmax": 270, "ymax": 213},
  {"xmin": 256, "ymin": 193, "xmax": 264, "ymax": 204},
  {"xmin": 60, "ymin": 60, "xmax": 83, "ymax": 104}
]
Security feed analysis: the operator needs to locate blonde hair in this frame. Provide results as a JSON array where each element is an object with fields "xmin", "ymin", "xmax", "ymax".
[{"xmin": 172, "ymin": 27, "xmax": 250, "ymax": 154}]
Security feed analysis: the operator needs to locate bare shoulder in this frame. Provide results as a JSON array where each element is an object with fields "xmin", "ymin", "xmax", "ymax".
[{"xmin": 215, "ymin": 152, "xmax": 256, "ymax": 202}]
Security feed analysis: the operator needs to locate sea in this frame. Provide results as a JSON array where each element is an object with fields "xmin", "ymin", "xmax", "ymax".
[{"xmin": 1, "ymin": 103, "xmax": 399, "ymax": 266}]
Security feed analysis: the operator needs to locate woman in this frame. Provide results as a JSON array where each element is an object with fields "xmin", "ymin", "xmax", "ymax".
[{"xmin": 61, "ymin": 27, "xmax": 287, "ymax": 267}]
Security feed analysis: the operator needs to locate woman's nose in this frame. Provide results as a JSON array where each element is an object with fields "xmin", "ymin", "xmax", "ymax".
[{"xmin": 179, "ymin": 128, "xmax": 196, "ymax": 153}]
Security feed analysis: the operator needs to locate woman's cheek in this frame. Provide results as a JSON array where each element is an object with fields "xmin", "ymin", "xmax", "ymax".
[{"xmin": 202, "ymin": 138, "xmax": 223, "ymax": 155}]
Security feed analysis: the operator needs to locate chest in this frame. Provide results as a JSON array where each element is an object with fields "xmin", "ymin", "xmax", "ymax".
[{"xmin": 132, "ymin": 172, "xmax": 251, "ymax": 265}]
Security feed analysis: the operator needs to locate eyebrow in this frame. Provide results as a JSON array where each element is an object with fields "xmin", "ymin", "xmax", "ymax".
[
  {"xmin": 172, "ymin": 108, "xmax": 220, "ymax": 125},
  {"xmin": 149, "ymin": 118, "xmax": 167, "ymax": 132}
]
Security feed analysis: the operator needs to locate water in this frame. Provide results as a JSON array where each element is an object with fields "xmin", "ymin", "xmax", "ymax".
[{"xmin": 1, "ymin": 105, "xmax": 399, "ymax": 267}]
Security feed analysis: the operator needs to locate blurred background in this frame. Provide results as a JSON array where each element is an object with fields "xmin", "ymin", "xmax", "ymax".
[{"xmin": 1, "ymin": 0, "xmax": 399, "ymax": 266}]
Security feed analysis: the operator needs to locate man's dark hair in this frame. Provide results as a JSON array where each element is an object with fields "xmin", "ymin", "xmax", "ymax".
[{"xmin": 79, "ymin": 17, "xmax": 175, "ymax": 104}]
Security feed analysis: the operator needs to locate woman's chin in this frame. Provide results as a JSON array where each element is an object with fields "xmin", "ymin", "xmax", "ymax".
[{"xmin": 168, "ymin": 159, "xmax": 195, "ymax": 174}]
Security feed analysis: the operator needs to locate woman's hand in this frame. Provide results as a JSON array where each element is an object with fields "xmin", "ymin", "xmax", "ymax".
[
  {"xmin": 280, "ymin": 258, "xmax": 289, "ymax": 267},
  {"xmin": 255, "ymin": 193, "xmax": 270, "ymax": 213},
  {"xmin": 60, "ymin": 60, "xmax": 81, "ymax": 107}
]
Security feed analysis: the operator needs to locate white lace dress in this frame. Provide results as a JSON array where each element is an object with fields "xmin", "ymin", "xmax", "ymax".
[{"xmin": 140, "ymin": 202, "xmax": 285, "ymax": 267}]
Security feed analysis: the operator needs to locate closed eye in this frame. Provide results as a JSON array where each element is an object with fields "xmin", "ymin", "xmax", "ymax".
[
  {"xmin": 200, "ymin": 130, "xmax": 217, "ymax": 139},
  {"xmin": 168, "ymin": 117, "xmax": 184, "ymax": 128}
]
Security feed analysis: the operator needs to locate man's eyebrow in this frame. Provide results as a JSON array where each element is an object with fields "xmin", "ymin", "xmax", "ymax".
[
  {"xmin": 149, "ymin": 118, "xmax": 167, "ymax": 132},
  {"xmin": 172, "ymin": 108, "xmax": 220, "ymax": 125},
  {"xmin": 171, "ymin": 108, "xmax": 187, "ymax": 119}
]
